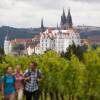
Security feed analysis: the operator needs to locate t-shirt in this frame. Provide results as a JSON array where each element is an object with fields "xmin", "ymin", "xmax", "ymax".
[
  {"xmin": 15, "ymin": 72, "xmax": 23, "ymax": 90},
  {"xmin": 2, "ymin": 74, "xmax": 16, "ymax": 95}
]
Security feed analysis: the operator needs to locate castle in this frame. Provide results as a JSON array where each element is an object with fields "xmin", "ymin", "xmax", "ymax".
[{"xmin": 4, "ymin": 9, "xmax": 81, "ymax": 55}]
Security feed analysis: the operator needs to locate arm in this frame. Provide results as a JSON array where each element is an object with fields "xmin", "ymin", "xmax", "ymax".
[
  {"xmin": 15, "ymin": 75, "xmax": 24, "ymax": 81},
  {"xmin": 1, "ymin": 80, "xmax": 4, "ymax": 98},
  {"xmin": 23, "ymin": 70, "xmax": 31, "ymax": 81},
  {"xmin": 24, "ymin": 77, "xmax": 30, "ymax": 81},
  {"xmin": 13, "ymin": 76, "xmax": 17, "ymax": 90}
]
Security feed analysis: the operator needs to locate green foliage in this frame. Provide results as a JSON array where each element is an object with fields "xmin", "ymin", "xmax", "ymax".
[
  {"xmin": 0, "ymin": 48, "xmax": 100, "ymax": 100},
  {"xmin": 12, "ymin": 44, "xmax": 25, "ymax": 50},
  {"xmin": 4, "ymin": 54, "xmax": 17, "ymax": 67},
  {"xmin": 83, "ymin": 49, "xmax": 100, "ymax": 99},
  {"xmin": 63, "ymin": 55, "xmax": 85, "ymax": 98},
  {"xmin": 12, "ymin": 43, "xmax": 25, "ymax": 55},
  {"xmin": 65, "ymin": 42, "xmax": 87, "ymax": 61},
  {"xmin": 0, "ymin": 63, "xmax": 8, "ymax": 77},
  {"xmin": 0, "ymin": 48, "xmax": 5, "ymax": 63}
]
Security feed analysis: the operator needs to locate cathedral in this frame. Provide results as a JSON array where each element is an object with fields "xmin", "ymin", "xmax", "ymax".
[{"xmin": 38, "ymin": 9, "xmax": 81, "ymax": 54}]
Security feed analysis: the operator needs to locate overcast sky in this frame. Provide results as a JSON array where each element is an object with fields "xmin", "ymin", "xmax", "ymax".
[{"xmin": 0, "ymin": 0, "xmax": 100, "ymax": 28}]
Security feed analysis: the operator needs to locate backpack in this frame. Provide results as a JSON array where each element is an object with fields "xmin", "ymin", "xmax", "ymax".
[{"xmin": 24, "ymin": 69, "xmax": 41, "ymax": 78}]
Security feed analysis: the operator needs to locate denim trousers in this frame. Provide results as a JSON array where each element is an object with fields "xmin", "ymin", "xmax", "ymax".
[{"xmin": 25, "ymin": 89, "xmax": 40, "ymax": 100}]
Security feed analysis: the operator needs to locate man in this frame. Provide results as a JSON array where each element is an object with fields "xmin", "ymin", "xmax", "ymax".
[{"xmin": 24, "ymin": 61, "xmax": 42, "ymax": 100}]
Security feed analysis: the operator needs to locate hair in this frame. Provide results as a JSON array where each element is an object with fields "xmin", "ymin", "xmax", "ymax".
[
  {"xmin": 15, "ymin": 64, "xmax": 23, "ymax": 74},
  {"xmin": 30, "ymin": 61, "xmax": 37, "ymax": 67},
  {"xmin": 5, "ymin": 65, "xmax": 13, "ymax": 74},
  {"xmin": 16, "ymin": 64, "xmax": 21, "ymax": 68}
]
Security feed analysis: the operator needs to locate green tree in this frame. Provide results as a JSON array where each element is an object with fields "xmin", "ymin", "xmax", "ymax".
[
  {"xmin": 63, "ymin": 55, "xmax": 85, "ymax": 100},
  {"xmin": 83, "ymin": 49, "xmax": 100, "ymax": 100},
  {"xmin": 0, "ymin": 48, "xmax": 5, "ymax": 63},
  {"xmin": 12, "ymin": 43, "xmax": 25, "ymax": 55},
  {"xmin": 65, "ymin": 42, "xmax": 87, "ymax": 60}
]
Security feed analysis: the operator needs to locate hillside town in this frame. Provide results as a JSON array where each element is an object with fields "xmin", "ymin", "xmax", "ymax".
[{"xmin": 4, "ymin": 9, "xmax": 82, "ymax": 55}]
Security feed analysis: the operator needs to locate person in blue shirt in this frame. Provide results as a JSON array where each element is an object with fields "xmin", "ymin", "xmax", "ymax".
[{"xmin": 1, "ymin": 66, "xmax": 16, "ymax": 100}]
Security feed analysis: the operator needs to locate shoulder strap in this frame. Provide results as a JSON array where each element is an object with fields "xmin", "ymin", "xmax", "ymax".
[
  {"xmin": 37, "ymin": 69, "xmax": 41, "ymax": 78},
  {"xmin": 24, "ymin": 69, "xmax": 31, "ymax": 77}
]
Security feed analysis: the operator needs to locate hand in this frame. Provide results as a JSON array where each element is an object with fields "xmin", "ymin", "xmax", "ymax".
[
  {"xmin": 2, "ymin": 94, "xmax": 4, "ymax": 99},
  {"xmin": 37, "ymin": 78, "xmax": 42, "ymax": 82},
  {"xmin": 24, "ymin": 76, "xmax": 31, "ymax": 81}
]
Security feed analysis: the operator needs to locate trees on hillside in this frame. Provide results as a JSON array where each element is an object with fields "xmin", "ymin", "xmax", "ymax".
[
  {"xmin": 0, "ymin": 48, "xmax": 5, "ymax": 63},
  {"xmin": 62, "ymin": 42, "xmax": 88, "ymax": 60},
  {"xmin": 12, "ymin": 43, "xmax": 25, "ymax": 55}
]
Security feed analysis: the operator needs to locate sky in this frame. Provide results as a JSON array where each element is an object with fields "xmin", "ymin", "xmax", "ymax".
[{"xmin": 0, "ymin": 0, "xmax": 100, "ymax": 28}]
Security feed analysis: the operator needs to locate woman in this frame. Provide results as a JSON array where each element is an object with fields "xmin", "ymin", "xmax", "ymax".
[
  {"xmin": 15, "ymin": 64, "xmax": 24, "ymax": 100},
  {"xmin": 1, "ymin": 66, "xmax": 16, "ymax": 100}
]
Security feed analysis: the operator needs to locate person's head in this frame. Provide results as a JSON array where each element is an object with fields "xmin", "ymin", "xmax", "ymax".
[
  {"xmin": 29, "ymin": 61, "xmax": 37, "ymax": 71},
  {"xmin": 16, "ymin": 64, "xmax": 21, "ymax": 73},
  {"xmin": 6, "ymin": 66, "xmax": 13, "ymax": 75}
]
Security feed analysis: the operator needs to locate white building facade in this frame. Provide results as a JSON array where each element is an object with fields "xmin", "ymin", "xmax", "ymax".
[
  {"xmin": 39, "ymin": 28, "xmax": 80, "ymax": 54},
  {"xmin": 37, "ymin": 9, "xmax": 81, "ymax": 54}
]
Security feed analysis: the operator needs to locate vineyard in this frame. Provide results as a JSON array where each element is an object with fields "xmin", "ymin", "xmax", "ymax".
[{"xmin": 0, "ymin": 48, "xmax": 100, "ymax": 100}]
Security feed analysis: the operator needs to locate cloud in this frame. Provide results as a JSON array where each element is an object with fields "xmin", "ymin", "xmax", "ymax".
[
  {"xmin": 71, "ymin": 0, "xmax": 100, "ymax": 3},
  {"xmin": 0, "ymin": 0, "xmax": 14, "ymax": 9},
  {"xmin": 15, "ymin": 0, "xmax": 65, "ymax": 10},
  {"xmin": 0, "ymin": 0, "xmax": 100, "ymax": 27}
]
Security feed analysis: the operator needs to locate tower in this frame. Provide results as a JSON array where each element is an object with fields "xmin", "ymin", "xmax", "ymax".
[
  {"xmin": 60, "ymin": 8, "xmax": 67, "ymax": 30},
  {"xmin": 66, "ymin": 8, "xmax": 73, "ymax": 29},
  {"xmin": 56, "ymin": 23, "xmax": 59, "ymax": 30},
  {"xmin": 41, "ymin": 18, "xmax": 45, "ymax": 32},
  {"xmin": 4, "ymin": 34, "xmax": 9, "ymax": 54},
  {"xmin": 4, "ymin": 34, "xmax": 11, "ymax": 54}
]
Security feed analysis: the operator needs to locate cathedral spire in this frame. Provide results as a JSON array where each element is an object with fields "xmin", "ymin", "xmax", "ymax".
[
  {"xmin": 62, "ymin": 8, "xmax": 66, "ymax": 18},
  {"xmin": 66, "ymin": 8, "xmax": 73, "ymax": 29},
  {"xmin": 60, "ymin": 8, "xmax": 67, "ymax": 30},
  {"xmin": 68, "ymin": 8, "xmax": 71, "ymax": 16},
  {"xmin": 41, "ymin": 18, "xmax": 45, "ymax": 32}
]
